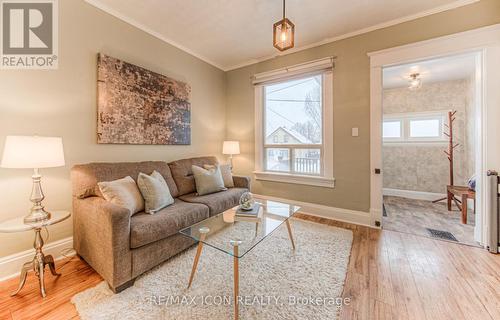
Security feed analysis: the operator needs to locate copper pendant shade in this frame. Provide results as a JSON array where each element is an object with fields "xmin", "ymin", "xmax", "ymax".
[{"xmin": 273, "ymin": 0, "xmax": 295, "ymax": 51}]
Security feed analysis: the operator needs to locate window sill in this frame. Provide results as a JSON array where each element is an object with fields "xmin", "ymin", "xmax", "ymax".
[{"xmin": 253, "ymin": 171, "xmax": 335, "ymax": 188}]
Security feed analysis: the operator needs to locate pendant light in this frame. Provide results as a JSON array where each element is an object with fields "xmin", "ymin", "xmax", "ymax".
[{"xmin": 273, "ymin": 0, "xmax": 295, "ymax": 51}]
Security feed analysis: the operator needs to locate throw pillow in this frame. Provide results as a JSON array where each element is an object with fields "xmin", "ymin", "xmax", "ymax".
[
  {"xmin": 192, "ymin": 165, "xmax": 227, "ymax": 196},
  {"xmin": 98, "ymin": 176, "xmax": 145, "ymax": 215},
  {"xmin": 204, "ymin": 163, "xmax": 234, "ymax": 188},
  {"xmin": 137, "ymin": 170, "xmax": 175, "ymax": 214}
]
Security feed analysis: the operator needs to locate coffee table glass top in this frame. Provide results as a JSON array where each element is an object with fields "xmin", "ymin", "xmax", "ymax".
[{"xmin": 180, "ymin": 198, "xmax": 300, "ymax": 258}]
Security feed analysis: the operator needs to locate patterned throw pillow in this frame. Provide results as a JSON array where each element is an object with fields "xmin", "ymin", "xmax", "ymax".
[
  {"xmin": 137, "ymin": 170, "xmax": 175, "ymax": 214},
  {"xmin": 192, "ymin": 165, "xmax": 227, "ymax": 196},
  {"xmin": 98, "ymin": 176, "xmax": 145, "ymax": 215}
]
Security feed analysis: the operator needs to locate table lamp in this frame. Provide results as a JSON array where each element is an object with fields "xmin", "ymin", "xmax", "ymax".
[
  {"xmin": 222, "ymin": 141, "xmax": 240, "ymax": 170},
  {"xmin": 1, "ymin": 136, "xmax": 65, "ymax": 223}
]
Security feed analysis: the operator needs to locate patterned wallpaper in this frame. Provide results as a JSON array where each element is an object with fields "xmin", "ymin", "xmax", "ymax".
[{"xmin": 383, "ymin": 79, "xmax": 475, "ymax": 194}]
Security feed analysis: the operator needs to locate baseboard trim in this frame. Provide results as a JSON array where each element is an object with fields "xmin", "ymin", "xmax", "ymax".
[
  {"xmin": 253, "ymin": 193, "xmax": 376, "ymax": 228},
  {"xmin": 383, "ymin": 188, "xmax": 446, "ymax": 201},
  {"xmin": 0, "ymin": 195, "xmax": 375, "ymax": 281},
  {"xmin": 0, "ymin": 236, "xmax": 74, "ymax": 282}
]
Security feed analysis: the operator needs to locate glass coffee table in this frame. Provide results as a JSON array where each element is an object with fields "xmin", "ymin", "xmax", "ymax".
[{"xmin": 180, "ymin": 197, "xmax": 300, "ymax": 320}]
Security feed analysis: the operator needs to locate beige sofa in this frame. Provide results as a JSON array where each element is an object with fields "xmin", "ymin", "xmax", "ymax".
[{"xmin": 71, "ymin": 156, "xmax": 250, "ymax": 292}]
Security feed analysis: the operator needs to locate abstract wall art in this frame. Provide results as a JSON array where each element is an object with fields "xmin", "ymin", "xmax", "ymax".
[{"xmin": 97, "ymin": 53, "xmax": 191, "ymax": 145}]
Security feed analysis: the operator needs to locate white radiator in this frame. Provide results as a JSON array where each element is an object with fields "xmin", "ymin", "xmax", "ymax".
[{"xmin": 487, "ymin": 170, "xmax": 499, "ymax": 253}]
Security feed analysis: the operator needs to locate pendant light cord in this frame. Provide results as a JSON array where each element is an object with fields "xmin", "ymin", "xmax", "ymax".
[{"xmin": 283, "ymin": 0, "xmax": 286, "ymax": 19}]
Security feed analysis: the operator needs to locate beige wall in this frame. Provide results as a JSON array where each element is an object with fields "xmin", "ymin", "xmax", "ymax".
[
  {"xmin": 382, "ymin": 79, "xmax": 475, "ymax": 194},
  {"xmin": 1, "ymin": 0, "xmax": 499, "ymax": 258},
  {"xmin": 226, "ymin": 0, "xmax": 500, "ymax": 212},
  {"xmin": 0, "ymin": 0, "xmax": 226, "ymax": 257}
]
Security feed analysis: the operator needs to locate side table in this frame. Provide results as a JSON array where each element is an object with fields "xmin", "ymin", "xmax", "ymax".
[
  {"xmin": 446, "ymin": 185, "xmax": 475, "ymax": 224},
  {"xmin": 0, "ymin": 210, "xmax": 71, "ymax": 297}
]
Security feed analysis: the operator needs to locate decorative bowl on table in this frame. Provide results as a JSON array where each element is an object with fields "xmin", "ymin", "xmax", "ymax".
[{"xmin": 239, "ymin": 192, "xmax": 255, "ymax": 211}]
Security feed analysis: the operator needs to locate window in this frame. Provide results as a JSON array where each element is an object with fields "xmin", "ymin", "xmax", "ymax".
[
  {"xmin": 409, "ymin": 119, "xmax": 440, "ymax": 138},
  {"xmin": 253, "ymin": 60, "xmax": 334, "ymax": 188},
  {"xmin": 263, "ymin": 75, "xmax": 322, "ymax": 175},
  {"xmin": 382, "ymin": 120, "xmax": 402, "ymax": 139},
  {"xmin": 383, "ymin": 111, "xmax": 447, "ymax": 143}
]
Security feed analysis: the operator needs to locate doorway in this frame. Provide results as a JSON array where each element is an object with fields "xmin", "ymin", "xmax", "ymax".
[
  {"xmin": 381, "ymin": 53, "xmax": 480, "ymax": 246},
  {"xmin": 368, "ymin": 24, "xmax": 500, "ymax": 250}
]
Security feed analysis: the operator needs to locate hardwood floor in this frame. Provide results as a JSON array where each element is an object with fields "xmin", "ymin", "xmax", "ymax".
[
  {"xmin": 0, "ymin": 214, "xmax": 498, "ymax": 320},
  {"xmin": 0, "ymin": 256, "xmax": 102, "ymax": 320},
  {"xmin": 295, "ymin": 214, "xmax": 500, "ymax": 320}
]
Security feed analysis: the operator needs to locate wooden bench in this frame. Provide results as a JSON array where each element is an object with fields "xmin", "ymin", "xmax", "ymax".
[{"xmin": 447, "ymin": 185, "xmax": 475, "ymax": 224}]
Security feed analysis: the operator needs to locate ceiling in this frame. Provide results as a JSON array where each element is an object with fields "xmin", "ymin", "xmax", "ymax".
[
  {"xmin": 383, "ymin": 53, "xmax": 477, "ymax": 89},
  {"xmin": 86, "ymin": 0, "xmax": 478, "ymax": 71}
]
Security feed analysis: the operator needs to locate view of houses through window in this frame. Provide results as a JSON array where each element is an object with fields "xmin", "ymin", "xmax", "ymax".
[{"xmin": 264, "ymin": 75, "xmax": 323, "ymax": 175}]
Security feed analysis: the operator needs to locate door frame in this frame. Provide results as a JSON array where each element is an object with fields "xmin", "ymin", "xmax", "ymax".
[{"xmin": 368, "ymin": 24, "xmax": 500, "ymax": 246}]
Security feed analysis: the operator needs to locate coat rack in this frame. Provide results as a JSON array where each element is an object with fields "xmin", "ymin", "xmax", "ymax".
[{"xmin": 433, "ymin": 110, "xmax": 461, "ymax": 207}]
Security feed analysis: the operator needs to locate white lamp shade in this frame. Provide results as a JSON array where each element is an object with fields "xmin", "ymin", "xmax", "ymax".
[
  {"xmin": 1, "ymin": 136, "xmax": 65, "ymax": 169},
  {"xmin": 222, "ymin": 141, "xmax": 240, "ymax": 155}
]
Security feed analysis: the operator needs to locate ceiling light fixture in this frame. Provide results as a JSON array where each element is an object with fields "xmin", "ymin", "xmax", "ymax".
[
  {"xmin": 408, "ymin": 73, "xmax": 422, "ymax": 90},
  {"xmin": 273, "ymin": 0, "xmax": 295, "ymax": 51}
]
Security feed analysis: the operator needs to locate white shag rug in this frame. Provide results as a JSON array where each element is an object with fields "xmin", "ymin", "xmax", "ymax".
[{"xmin": 72, "ymin": 219, "xmax": 353, "ymax": 320}]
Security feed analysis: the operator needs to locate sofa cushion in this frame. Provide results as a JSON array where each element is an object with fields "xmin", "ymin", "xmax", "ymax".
[
  {"xmin": 179, "ymin": 187, "xmax": 247, "ymax": 216},
  {"xmin": 130, "ymin": 199, "xmax": 209, "ymax": 248},
  {"xmin": 192, "ymin": 165, "xmax": 226, "ymax": 196},
  {"xmin": 137, "ymin": 171, "xmax": 175, "ymax": 214},
  {"xmin": 72, "ymin": 161, "xmax": 179, "ymax": 199},
  {"xmin": 168, "ymin": 156, "xmax": 218, "ymax": 196},
  {"xmin": 98, "ymin": 176, "xmax": 145, "ymax": 215},
  {"xmin": 204, "ymin": 164, "xmax": 234, "ymax": 188}
]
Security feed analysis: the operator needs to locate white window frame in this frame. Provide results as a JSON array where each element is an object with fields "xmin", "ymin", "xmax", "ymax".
[
  {"xmin": 254, "ymin": 66, "xmax": 334, "ymax": 188},
  {"xmin": 382, "ymin": 119, "xmax": 403, "ymax": 142},
  {"xmin": 383, "ymin": 110, "xmax": 449, "ymax": 144}
]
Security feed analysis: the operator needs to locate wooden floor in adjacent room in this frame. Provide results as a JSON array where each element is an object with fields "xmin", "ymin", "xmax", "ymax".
[{"xmin": 0, "ymin": 214, "xmax": 499, "ymax": 320}]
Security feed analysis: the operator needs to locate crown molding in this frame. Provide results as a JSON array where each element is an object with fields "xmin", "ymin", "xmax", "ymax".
[
  {"xmin": 84, "ymin": 0, "xmax": 226, "ymax": 71},
  {"xmin": 224, "ymin": 0, "xmax": 480, "ymax": 71},
  {"xmin": 85, "ymin": 0, "xmax": 479, "ymax": 72}
]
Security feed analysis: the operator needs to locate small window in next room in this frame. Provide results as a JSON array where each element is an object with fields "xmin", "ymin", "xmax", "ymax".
[
  {"xmin": 409, "ymin": 118, "xmax": 441, "ymax": 138},
  {"xmin": 382, "ymin": 120, "xmax": 402, "ymax": 140},
  {"xmin": 383, "ymin": 111, "xmax": 448, "ymax": 143}
]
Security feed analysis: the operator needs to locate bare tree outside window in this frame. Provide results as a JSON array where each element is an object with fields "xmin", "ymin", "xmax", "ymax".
[{"xmin": 291, "ymin": 78, "xmax": 322, "ymax": 144}]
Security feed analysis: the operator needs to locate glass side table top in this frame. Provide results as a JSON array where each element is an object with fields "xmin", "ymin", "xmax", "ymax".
[
  {"xmin": 180, "ymin": 198, "xmax": 300, "ymax": 258},
  {"xmin": 0, "ymin": 210, "xmax": 71, "ymax": 233}
]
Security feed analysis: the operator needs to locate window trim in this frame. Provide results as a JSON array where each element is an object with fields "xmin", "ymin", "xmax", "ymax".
[
  {"xmin": 382, "ymin": 119, "xmax": 403, "ymax": 142},
  {"xmin": 383, "ymin": 110, "xmax": 449, "ymax": 144},
  {"xmin": 254, "ymin": 71, "xmax": 335, "ymax": 188}
]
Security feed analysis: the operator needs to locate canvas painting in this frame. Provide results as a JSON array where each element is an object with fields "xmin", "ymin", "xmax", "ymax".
[{"xmin": 97, "ymin": 53, "xmax": 191, "ymax": 144}]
